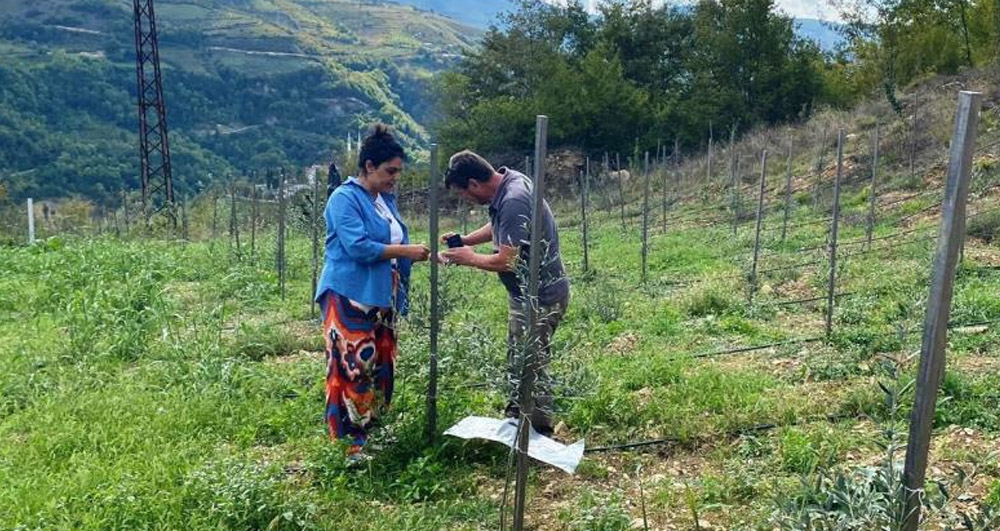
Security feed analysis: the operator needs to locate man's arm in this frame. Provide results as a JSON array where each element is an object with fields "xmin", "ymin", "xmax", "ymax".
[
  {"xmin": 443, "ymin": 195, "xmax": 529, "ymax": 272},
  {"xmin": 440, "ymin": 244, "xmax": 518, "ymax": 272},
  {"xmin": 444, "ymin": 222, "xmax": 492, "ymax": 247}
]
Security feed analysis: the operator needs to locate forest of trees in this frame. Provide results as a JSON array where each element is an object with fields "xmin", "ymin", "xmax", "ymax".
[
  {"xmin": 433, "ymin": 0, "xmax": 1000, "ymax": 158},
  {"xmin": 833, "ymin": 0, "xmax": 1000, "ymax": 110},
  {"xmin": 434, "ymin": 0, "xmax": 830, "ymax": 157}
]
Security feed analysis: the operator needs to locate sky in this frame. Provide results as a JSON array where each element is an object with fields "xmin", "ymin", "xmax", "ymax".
[
  {"xmin": 552, "ymin": 0, "xmax": 843, "ymax": 22},
  {"xmin": 773, "ymin": 0, "xmax": 842, "ymax": 21}
]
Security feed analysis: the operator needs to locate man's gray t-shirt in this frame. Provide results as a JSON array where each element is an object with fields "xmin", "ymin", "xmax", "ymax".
[{"xmin": 489, "ymin": 167, "xmax": 570, "ymax": 306}]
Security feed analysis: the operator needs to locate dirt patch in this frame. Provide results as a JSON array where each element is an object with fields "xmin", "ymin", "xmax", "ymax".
[
  {"xmin": 928, "ymin": 426, "xmax": 1000, "ymax": 519},
  {"xmin": 165, "ymin": 280, "xmax": 202, "ymax": 306},
  {"xmin": 951, "ymin": 352, "xmax": 1000, "ymax": 375},
  {"xmin": 268, "ymin": 349, "xmax": 320, "ymax": 365},
  {"xmin": 773, "ymin": 310, "xmax": 826, "ymax": 338},
  {"xmin": 965, "ymin": 241, "xmax": 1000, "ymax": 267},
  {"xmin": 523, "ymin": 444, "xmax": 720, "ymax": 530},
  {"xmin": 608, "ymin": 332, "xmax": 640, "ymax": 356},
  {"xmin": 773, "ymin": 276, "xmax": 816, "ymax": 300}
]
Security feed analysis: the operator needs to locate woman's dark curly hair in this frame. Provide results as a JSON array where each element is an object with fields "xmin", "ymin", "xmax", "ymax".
[{"xmin": 358, "ymin": 124, "xmax": 407, "ymax": 175}]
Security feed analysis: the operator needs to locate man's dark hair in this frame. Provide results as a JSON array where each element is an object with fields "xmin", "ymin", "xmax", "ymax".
[
  {"xmin": 358, "ymin": 124, "xmax": 406, "ymax": 175},
  {"xmin": 326, "ymin": 160, "xmax": 342, "ymax": 199},
  {"xmin": 445, "ymin": 150, "xmax": 495, "ymax": 189}
]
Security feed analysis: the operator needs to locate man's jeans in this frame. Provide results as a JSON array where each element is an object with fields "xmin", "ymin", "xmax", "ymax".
[{"xmin": 506, "ymin": 295, "xmax": 569, "ymax": 432}]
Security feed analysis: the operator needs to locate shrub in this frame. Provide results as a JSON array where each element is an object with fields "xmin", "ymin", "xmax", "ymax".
[
  {"xmin": 559, "ymin": 490, "xmax": 632, "ymax": 531},
  {"xmin": 183, "ymin": 456, "xmax": 318, "ymax": 530},
  {"xmin": 967, "ymin": 209, "xmax": 1000, "ymax": 244},
  {"xmin": 681, "ymin": 281, "xmax": 739, "ymax": 317}
]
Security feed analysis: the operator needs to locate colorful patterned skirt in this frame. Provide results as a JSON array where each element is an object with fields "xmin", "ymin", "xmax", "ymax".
[{"xmin": 320, "ymin": 290, "xmax": 397, "ymax": 453}]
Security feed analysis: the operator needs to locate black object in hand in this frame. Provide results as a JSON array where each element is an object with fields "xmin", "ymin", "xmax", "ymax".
[{"xmin": 446, "ymin": 234, "xmax": 464, "ymax": 248}]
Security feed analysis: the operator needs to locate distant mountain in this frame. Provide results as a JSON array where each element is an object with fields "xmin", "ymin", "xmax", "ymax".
[
  {"xmin": 391, "ymin": 0, "xmax": 845, "ymax": 51},
  {"xmin": 0, "ymin": 0, "xmax": 482, "ymax": 202},
  {"xmin": 389, "ymin": 0, "xmax": 518, "ymax": 28}
]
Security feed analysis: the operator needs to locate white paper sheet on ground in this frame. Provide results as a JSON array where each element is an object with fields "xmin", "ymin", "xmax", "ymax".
[{"xmin": 443, "ymin": 415, "xmax": 585, "ymax": 474}]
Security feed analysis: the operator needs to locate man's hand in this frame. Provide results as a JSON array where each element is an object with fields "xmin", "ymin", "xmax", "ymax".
[
  {"xmin": 440, "ymin": 246, "xmax": 478, "ymax": 267},
  {"xmin": 441, "ymin": 232, "xmax": 462, "ymax": 245},
  {"xmin": 440, "ymin": 245, "xmax": 517, "ymax": 272}
]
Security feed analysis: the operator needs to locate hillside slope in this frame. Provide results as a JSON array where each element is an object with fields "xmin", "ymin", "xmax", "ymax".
[{"xmin": 0, "ymin": 0, "xmax": 481, "ymax": 202}]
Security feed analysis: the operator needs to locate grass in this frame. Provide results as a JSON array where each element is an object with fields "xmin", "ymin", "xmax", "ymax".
[{"xmin": 5, "ymin": 99, "xmax": 1000, "ymax": 528}]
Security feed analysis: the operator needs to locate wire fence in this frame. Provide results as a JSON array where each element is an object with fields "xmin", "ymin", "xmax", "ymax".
[{"xmin": 5, "ymin": 87, "xmax": 1000, "ymax": 531}]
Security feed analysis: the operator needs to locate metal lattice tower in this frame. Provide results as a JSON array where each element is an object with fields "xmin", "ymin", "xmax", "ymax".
[{"xmin": 133, "ymin": 0, "xmax": 175, "ymax": 226}]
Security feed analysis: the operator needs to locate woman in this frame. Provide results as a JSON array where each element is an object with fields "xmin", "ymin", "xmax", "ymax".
[{"xmin": 315, "ymin": 124, "xmax": 429, "ymax": 460}]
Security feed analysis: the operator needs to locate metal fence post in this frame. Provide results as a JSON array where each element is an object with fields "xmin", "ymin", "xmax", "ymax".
[
  {"xmin": 229, "ymin": 182, "xmax": 241, "ymax": 260},
  {"xmin": 513, "ymin": 115, "xmax": 548, "ymax": 531},
  {"xmin": 729, "ymin": 126, "xmax": 738, "ymax": 236},
  {"xmin": 867, "ymin": 121, "xmax": 880, "ymax": 250},
  {"xmin": 749, "ymin": 151, "xmax": 768, "ymax": 304},
  {"xmin": 427, "ymin": 143, "xmax": 440, "ymax": 442},
  {"xmin": 910, "ymin": 90, "xmax": 919, "ymax": 182},
  {"xmin": 825, "ymin": 129, "xmax": 845, "ymax": 337},
  {"xmin": 602, "ymin": 153, "xmax": 611, "ymax": 212},
  {"xmin": 661, "ymin": 147, "xmax": 668, "ymax": 233},
  {"xmin": 181, "ymin": 196, "xmax": 189, "ymax": 242},
  {"xmin": 902, "ymin": 91, "xmax": 981, "ymax": 531},
  {"xmin": 814, "ymin": 128, "xmax": 827, "ymax": 209},
  {"xmin": 250, "ymin": 185, "xmax": 259, "ymax": 259},
  {"xmin": 123, "ymin": 189, "xmax": 131, "ymax": 238},
  {"xmin": 581, "ymin": 164, "xmax": 590, "ymax": 273},
  {"xmin": 673, "ymin": 139, "xmax": 680, "ymax": 189},
  {"xmin": 211, "ymin": 188, "xmax": 219, "ymax": 240},
  {"xmin": 311, "ymin": 174, "xmax": 321, "ymax": 319},
  {"xmin": 617, "ymin": 153, "xmax": 625, "ymax": 231},
  {"xmin": 277, "ymin": 169, "xmax": 287, "ymax": 300},
  {"xmin": 781, "ymin": 137, "xmax": 794, "ymax": 244},
  {"xmin": 732, "ymin": 155, "xmax": 742, "ymax": 236},
  {"xmin": 26, "ymin": 198, "xmax": 35, "ymax": 244},
  {"xmin": 642, "ymin": 151, "xmax": 650, "ymax": 283},
  {"xmin": 707, "ymin": 130, "xmax": 713, "ymax": 184}
]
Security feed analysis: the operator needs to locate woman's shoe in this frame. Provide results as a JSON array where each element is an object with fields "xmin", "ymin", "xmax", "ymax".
[{"xmin": 345, "ymin": 445, "xmax": 370, "ymax": 467}]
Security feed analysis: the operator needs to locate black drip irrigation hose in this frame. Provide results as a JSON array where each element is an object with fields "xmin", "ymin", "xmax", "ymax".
[
  {"xmin": 690, "ymin": 336, "xmax": 824, "ymax": 359},
  {"xmin": 949, "ymin": 317, "xmax": 1000, "ymax": 329},
  {"xmin": 583, "ymin": 314, "xmax": 1000, "ymax": 456},
  {"xmin": 756, "ymin": 258, "xmax": 826, "ymax": 276},
  {"xmin": 585, "ymin": 412, "xmax": 861, "ymax": 453},
  {"xmin": 967, "ymin": 205, "xmax": 1000, "ymax": 222},
  {"xmin": 842, "ymin": 233, "xmax": 937, "ymax": 259},
  {"xmin": 760, "ymin": 215, "xmax": 834, "ymax": 233},
  {"xmin": 773, "ymin": 292, "xmax": 854, "ymax": 307},
  {"xmin": 880, "ymin": 189, "xmax": 940, "ymax": 210},
  {"xmin": 792, "ymin": 224, "xmax": 927, "ymax": 255},
  {"xmin": 644, "ymin": 228, "xmax": 934, "ymax": 289},
  {"xmin": 892, "ymin": 202, "xmax": 942, "ymax": 227}
]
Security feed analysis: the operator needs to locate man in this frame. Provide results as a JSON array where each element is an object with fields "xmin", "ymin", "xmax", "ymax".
[
  {"xmin": 440, "ymin": 150, "xmax": 570, "ymax": 437},
  {"xmin": 327, "ymin": 160, "xmax": 343, "ymax": 199}
]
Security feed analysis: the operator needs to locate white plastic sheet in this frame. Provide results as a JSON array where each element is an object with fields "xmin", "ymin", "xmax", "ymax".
[{"xmin": 444, "ymin": 416, "xmax": 585, "ymax": 474}]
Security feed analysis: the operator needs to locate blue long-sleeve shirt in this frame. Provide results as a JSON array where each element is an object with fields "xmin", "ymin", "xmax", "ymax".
[{"xmin": 315, "ymin": 177, "xmax": 412, "ymax": 314}]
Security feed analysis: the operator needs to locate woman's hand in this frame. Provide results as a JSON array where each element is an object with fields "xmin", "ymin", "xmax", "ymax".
[
  {"xmin": 382, "ymin": 244, "xmax": 430, "ymax": 262},
  {"xmin": 403, "ymin": 244, "xmax": 431, "ymax": 262}
]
